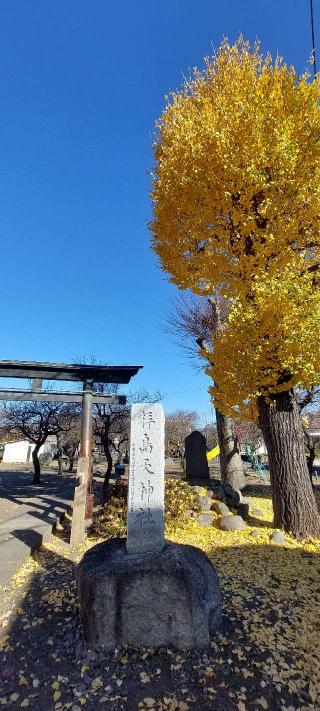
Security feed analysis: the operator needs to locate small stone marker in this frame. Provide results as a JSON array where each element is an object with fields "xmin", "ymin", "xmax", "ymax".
[
  {"xmin": 212, "ymin": 501, "xmax": 231, "ymax": 516},
  {"xmin": 251, "ymin": 529, "xmax": 263, "ymax": 538},
  {"xmin": 269, "ymin": 530, "xmax": 285, "ymax": 545},
  {"xmin": 185, "ymin": 430, "xmax": 209, "ymax": 481},
  {"xmin": 126, "ymin": 403, "xmax": 165, "ymax": 554},
  {"xmin": 220, "ymin": 515, "xmax": 247, "ymax": 531}
]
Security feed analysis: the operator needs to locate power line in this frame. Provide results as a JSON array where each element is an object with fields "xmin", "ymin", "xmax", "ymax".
[{"xmin": 310, "ymin": 0, "xmax": 318, "ymax": 76}]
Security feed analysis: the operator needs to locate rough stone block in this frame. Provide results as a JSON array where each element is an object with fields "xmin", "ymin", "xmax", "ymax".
[
  {"xmin": 196, "ymin": 513, "xmax": 214, "ymax": 527},
  {"xmin": 208, "ymin": 479, "xmax": 221, "ymax": 489},
  {"xmin": 212, "ymin": 501, "xmax": 230, "ymax": 516},
  {"xmin": 211, "ymin": 486, "xmax": 225, "ymax": 501},
  {"xmin": 251, "ymin": 529, "xmax": 263, "ymax": 538},
  {"xmin": 198, "ymin": 496, "xmax": 212, "ymax": 512},
  {"xmin": 77, "ymin": 538, "xmax": 221, "ymax": 651},
  {"xmin": 222, "ymin": 484, "xmax": 241, "ymax": 505},
  {"xmin": 269, "ymin": 531, "xmax": 285, "ymax": 545},
  {"xmin": 237, "ymin": 503, "xmax": 250, "ymax": 520},
  {"xmin": 220, "ymin": 515, "xmax": 247, "ymax": 532},
  {"xmin": 251, "ymin": 508, "xmax": 263, "ymax": 518}
]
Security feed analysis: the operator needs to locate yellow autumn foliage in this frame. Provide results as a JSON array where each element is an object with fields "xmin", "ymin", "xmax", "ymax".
[
  {"xmin": 151, "ymin": 37, "xmax": 320, "ymax": 417},
  {"xmin": 208, "ymin": 264, "xmax": 320, "ymax": 417}
]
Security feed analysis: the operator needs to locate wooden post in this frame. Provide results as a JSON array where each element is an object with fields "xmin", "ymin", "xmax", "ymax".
[{"xmin": 70, "ymin": 380, "xmax": 93, "ymax": 545}]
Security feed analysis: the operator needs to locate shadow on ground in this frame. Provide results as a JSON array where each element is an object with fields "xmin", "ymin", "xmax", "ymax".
[
  {"xmin": 0, "ymin": 470, "xmax": 75, "ymax": 529},
  {"xmin": 0, "ymin": 539, "xmax": 319, "ymax": 710},
  {"xmin": 243, "ymin": 481, "xmax": 320, "ymax": 501}
]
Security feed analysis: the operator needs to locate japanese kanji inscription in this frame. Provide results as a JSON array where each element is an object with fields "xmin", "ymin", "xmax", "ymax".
[{"xmin": 126, "ymin": 403, "xmax": 165, "ymax": 554}]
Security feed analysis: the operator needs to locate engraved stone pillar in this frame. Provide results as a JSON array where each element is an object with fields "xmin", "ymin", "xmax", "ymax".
[{"xmin": 126, "ymin": 403, "xmax": 165, "ymax": 554}]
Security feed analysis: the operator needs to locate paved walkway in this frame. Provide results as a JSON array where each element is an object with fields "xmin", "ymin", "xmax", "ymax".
[{"xmin": 0, "ymin": 467, "xmax": 75, "ymax": 587}]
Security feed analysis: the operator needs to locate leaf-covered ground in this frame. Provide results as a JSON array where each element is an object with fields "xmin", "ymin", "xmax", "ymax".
[{"xmin": 0, "ymin": 486, "xmax": 319, "ymax": 710}]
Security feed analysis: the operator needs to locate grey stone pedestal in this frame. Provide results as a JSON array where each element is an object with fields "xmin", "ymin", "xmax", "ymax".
[{"xmin": 77, "ymin": 538, "xmax": 221, "ymax": 650}]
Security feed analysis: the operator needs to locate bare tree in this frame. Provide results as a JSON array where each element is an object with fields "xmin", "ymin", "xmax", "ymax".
[
  {"xmin": 166, "ymin": 293, "xmax": 245, "ymax": 489},
  {"xmin": 234, "ymin": 420, "xmax": 263, "ymax": 451},
  {"xmin": 2, "ymin": 401, "xmax": 77, "ymax": 484},
  {"xmin": 301, "ymin": 411, "xmax": 320, "ymax": 485},
  {"xmin": 58, "ymin": 416, "xmax": 81, "ymax": 472},
  {"xmin": 93, "ymin": 383, "xmax": 162, "ymax": 495},
  {"xmin": 296, "ymin": 388, "xmax": 320, "ymax": 483},
  {"xmin": 55, "ymin": 408, "xmax": 81, "ymax": 474},
  {"xmin": 56, "ymin": 431, "xmax": 65, "ymax": 475},
  {"xmin": 165, "ymin": 409, "xmax": 199, "ymax": 456},
  {"xmin": 201, "ymin": 422, "xmax": 218, "ymax": 450},
  {"xmin": 297, "ymin": 386, "xmax": 320, "ymax": 413}
]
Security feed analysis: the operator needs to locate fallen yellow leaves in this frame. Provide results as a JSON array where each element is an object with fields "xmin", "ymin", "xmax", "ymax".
[
  {"xmin": 0, "ymin": 487, "xmax": 319, "ymax": 710},
  {"xmin": 138, "ymin": 699, "xmax": 189, "ymax": 711},
  {"xmin": 140, "ymin": 671, "xmax": 151, "ymax": 683}
]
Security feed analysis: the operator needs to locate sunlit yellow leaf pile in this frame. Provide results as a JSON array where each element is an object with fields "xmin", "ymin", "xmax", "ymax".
[{"xmin": 93, "ymin": 478, "xmax": 200, "ymax": 538}]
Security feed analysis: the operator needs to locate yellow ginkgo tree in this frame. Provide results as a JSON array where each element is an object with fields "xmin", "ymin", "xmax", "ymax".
[{"xmin": 151, "ymin": 37, "xmax": 320, "ymax": 537}]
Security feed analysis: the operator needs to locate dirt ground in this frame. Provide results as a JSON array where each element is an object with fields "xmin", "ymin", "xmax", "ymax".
[{"xmin": 0, "ymin": 474, "xmax": 319, "ymax": 711}]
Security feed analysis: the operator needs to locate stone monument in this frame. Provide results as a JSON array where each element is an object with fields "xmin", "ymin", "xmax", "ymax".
[
  {"xmin": 126, "ymin": 403, "xmax": 165, "ymax": 554},
  {"xmin": 185, "ymin": 430, "xmax": 210, "ymax": 481},
  {"xmin": 77, "ymin": 404, "xmax": 221, "ymax": 650}
]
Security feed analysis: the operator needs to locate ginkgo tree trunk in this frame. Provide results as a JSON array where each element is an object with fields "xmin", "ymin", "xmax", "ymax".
[
  {"xmin": 151, "ymin": 37, "xmax": 320, "ymax": 537},
  {"xmin": 215, "ymin": 409, "xmax": 245, "ymax": 491},
  {"xmin": 257, "ymin": 391, "xmax": 320, "ymax": 537}
]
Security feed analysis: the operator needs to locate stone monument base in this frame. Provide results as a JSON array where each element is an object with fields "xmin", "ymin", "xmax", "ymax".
[{"xmin": 77, "ymin": 538, "xmax": 221, "ymax": 650}]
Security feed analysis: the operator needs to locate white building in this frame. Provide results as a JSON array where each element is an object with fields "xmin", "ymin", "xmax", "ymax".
[{"xmin": 2, "ymin": 438, "xmax": 57, "ymax": 464}]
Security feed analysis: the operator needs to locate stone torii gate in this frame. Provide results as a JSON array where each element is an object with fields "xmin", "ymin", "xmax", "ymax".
[{"xmin": 0, "ymin": 360, "xmax": 142, "ymax": 544}]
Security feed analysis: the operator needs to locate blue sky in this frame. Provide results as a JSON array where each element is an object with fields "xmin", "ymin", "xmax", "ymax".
[{"xmin": 0, "ymin": 1, "xmax": 317, "ymax": 422}]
